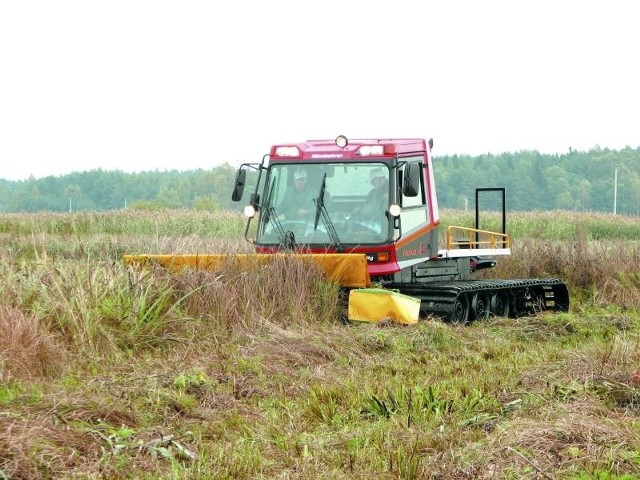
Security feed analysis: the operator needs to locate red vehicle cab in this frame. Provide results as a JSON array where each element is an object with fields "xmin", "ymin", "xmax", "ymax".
[{"xmin": 233, "ymin": 136, "xmax": 440, "ymax": 280}]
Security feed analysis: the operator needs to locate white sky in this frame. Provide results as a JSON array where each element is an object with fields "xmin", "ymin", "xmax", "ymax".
[{"xmin": 1, "ymin": 1, "xmax": 639, "ymax": 181}]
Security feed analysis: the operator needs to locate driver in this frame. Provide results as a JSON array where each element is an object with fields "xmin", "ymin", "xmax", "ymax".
[{"xmin": 278, "ymin": 169, "xmax": 316, "ymax": 219}]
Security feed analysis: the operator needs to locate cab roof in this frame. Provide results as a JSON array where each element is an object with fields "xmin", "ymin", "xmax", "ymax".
[{"xmin": 269, "ymin": 138, "xmax": 428, "ymax": 160}]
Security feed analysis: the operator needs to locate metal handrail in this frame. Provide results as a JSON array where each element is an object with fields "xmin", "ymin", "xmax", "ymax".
[{"xmin": 445, "ymin": 226, "xmax": 511, "ymax": 250}]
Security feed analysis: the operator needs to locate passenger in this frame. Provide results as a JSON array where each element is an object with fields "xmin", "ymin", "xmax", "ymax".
[
  {"xmin": 355, "ymin": 168, "xmax": 389, "ymax": 225},
  {"xmin": 366, "ymin": 168, "xmax": 389, "ymax": 206}
]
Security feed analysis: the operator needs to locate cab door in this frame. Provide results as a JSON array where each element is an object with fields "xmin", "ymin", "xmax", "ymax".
[{"xmin": 395, "ymin": 155, "xmax": 439, "ymax": 260}]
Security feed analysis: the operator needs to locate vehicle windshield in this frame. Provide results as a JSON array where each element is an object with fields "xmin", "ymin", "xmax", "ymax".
[{"xmin": 257, "ymin": 162, "xmax": 391, "ymax": 246}]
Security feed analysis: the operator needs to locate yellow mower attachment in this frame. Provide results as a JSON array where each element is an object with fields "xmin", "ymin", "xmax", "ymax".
[
  {"xmin": 348, "ymin": 288, "xmax": 420, "ymax": 325},
  {"xmin": 123, "ymin": 253, "xmax": 371, "ymax": 289}
]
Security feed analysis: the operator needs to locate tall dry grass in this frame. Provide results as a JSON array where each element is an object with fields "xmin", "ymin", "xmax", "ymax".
[
  {"xmin": 0, "ymin": 209, "xmax": 246, "ymax": 236},
  {"xmin": 167, "ymin": 255, "xmax": 341, "ymax": 332},
  {"xmin": 442, "ymin": 208, "xmax": 640, "ymax": 241},
  {"xmin": 0, "ymin": 306, "xmax": 66, "ymax": 382},
  {"xmin": 485, "ymin": 237, "xmax": 640, "ymax": 308},
  {"xmin": 1, "ymin": 209, "xmax": 640, "ymax": 479},
  {"xmin": 0, "ymin": 251, "xmax": 350, "ymax": 479},
  {"xmin": 0, "ymin": 246, "xmax": 342, "ymax": 379}
]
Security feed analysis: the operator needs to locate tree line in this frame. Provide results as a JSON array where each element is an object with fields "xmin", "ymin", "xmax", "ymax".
[
  {"xmin": 433, "ymin": 146, "xmax": 640, "ymax": 215},
  {"xmin": 0, "ymin": 146, "xmax": 638, "ymax": 215},
  {"xmin": 0, "ymin": 164, "xmax": 239, "ymax": 213}
]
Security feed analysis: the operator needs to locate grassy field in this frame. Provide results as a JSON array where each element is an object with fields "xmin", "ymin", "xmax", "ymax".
[{"xmin": 1, "ymin": 209, "xmax": 640, "ymax": 479}]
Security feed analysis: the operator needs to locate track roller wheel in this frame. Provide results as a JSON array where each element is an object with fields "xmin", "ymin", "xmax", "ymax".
[
  {"xmin": 490, "ymin": 290, "xmax": 510, "ymax": 318},
  {"xmin": 471, "ymin": 292, "xmax": 490, "ymax": 321},
  {"xmin": 450, "ymin": 293, "xmax": 470, "ymax": 324}
]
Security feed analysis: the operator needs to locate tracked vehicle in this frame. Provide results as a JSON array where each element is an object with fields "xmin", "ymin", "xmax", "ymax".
[{"xmin": 127, "ymin": 136, "xmax": 569, "ymax": 322}]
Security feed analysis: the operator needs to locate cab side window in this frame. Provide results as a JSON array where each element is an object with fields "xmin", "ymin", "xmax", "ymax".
[{"xmin": 399, "ymin": 158, "xmax": 427, "ymax": 232}]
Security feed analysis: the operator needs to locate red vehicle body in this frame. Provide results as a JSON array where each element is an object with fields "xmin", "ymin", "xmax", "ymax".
[{"xmin": 252, "ymin": 137, "xmax": 438, "ymax": 276}]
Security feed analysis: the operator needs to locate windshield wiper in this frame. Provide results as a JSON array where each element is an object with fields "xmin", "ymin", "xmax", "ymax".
[
  {"xmin": 313, "ymin": 173, "xmax": 342, "ymax": 251},
  {"xmin": 264, "ymin": 176, "xmax": 296, "ymax": 249}
]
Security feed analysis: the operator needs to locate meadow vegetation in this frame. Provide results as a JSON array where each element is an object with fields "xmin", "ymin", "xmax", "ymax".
[{"xmin": 1, "ymin": 209, "xmax": 640, "ymax": 479}]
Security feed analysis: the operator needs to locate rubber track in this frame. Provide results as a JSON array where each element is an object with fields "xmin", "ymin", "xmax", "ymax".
[{"xmin": 388, "ymin": 278, "xmax": 569, "ymax": 321}]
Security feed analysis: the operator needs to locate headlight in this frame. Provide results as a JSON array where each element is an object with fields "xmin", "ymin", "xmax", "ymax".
[
  {"xmin": 389, "ymin": 204, "xmax": 401, "ymax": 217},
  {"xmin": 244, "ymin": 205, "xmax": 256, "ymax": 218}
]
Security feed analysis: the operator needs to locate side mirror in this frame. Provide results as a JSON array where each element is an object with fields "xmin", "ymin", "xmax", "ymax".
[
  {"xmin": 231, "ymin": 169, "xmax": 247, "ymax": 202},
  {"xmin": 403, "ymin": 163, "xmax": 421, "ymax": 197}
]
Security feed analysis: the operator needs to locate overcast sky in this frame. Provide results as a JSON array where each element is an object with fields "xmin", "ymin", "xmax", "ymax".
[{"xmin": 1, "ymin": 1, "xmax": 638, "ymax": 181}]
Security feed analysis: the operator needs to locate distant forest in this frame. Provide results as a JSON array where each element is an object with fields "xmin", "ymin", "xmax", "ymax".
[
  {"xmin": 1, "ymin": 147, "xmax": 639, "ymax": 215},
  {"xmin": 434, "ymin": 146, "xmax": 639, "ymax": 215}
]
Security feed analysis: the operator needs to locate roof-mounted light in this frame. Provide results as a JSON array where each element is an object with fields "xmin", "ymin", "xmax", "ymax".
[
  {"xmin": 356, "ymin": 145, "xmax": 384, "ymax": 156},
  {"xmin": 335, "ymin": 135, "xmax": 348, "ymax": 148},
  {"xmin": 272, "ymin": 146, "xmax": 301, "ymax": 157}
]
